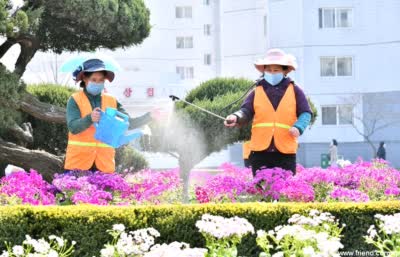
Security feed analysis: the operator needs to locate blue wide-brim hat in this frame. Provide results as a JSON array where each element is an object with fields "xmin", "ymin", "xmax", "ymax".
[{"xmin": 73, "ymin": 59, "xmax": 115, "ymax": 82}]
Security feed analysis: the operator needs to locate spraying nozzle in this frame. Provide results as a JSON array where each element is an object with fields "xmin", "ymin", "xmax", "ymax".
[{"xmin": 169, "ymin": 95, "xmax": 180, "ymax": 101}]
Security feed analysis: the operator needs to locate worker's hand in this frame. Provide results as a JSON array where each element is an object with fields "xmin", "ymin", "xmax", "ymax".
[
  {"xmin": 91, "ymin": 107, "xmax": 101, "ymax": 123},
  {"xmin": 224, "ymin": 115, "xmax": 237, "ymax": 127},
  {"xmin": 150, "ymin": 107, "xmax": 162, "ymax": 121},
  {"xmin": 289, "ymin": 127, "xmax": 300, "ymax": 138}
]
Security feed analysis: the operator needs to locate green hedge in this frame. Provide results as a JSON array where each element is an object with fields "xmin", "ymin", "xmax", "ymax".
[{"xmin": 1, "ymin": 202, "xmax": 400, "ymax": 257}]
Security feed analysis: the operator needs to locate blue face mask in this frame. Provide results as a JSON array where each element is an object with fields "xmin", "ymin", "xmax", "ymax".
[
  {"xmin": 263, "ymin": 72, "xmax": 284, "ymax": 86},
  {"xmin": 86, "ymin": 82, "xmax": 104, "ymax": 95}
]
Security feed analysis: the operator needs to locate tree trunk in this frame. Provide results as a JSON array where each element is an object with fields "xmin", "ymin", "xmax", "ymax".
[
  {"xmin": 14, "ymin": 39, "xmax": 39, "ymax": 78},
  {"xmin": 20, "ymin": 91, "xmax": 67, "ymax": 124},
  {"xmin": 365, "ymin": 137, "xmax": 378, "ymax": 159},
  {"xmin": 8, "ymin": 122, "xmax": 33, "ymax": 146},
  {"xmin": 0, "ymin": 138, "xmax": 63, "ymax": 181},
  {"xmin": 0, "ymin": 39, "xmax": 16, "ymax": 59},
  {"xmin": 178, "ymin": 156, "xmax": 194, "ymax": 204}
]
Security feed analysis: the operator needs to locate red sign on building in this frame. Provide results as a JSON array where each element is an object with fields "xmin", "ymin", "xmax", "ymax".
[
  {"xmin": 124, "ymin": 87, "xmax": 132, "ymax": 97},
  {"xmin": 147, "ymin": 87, "xmax": 154, "ymax": 97}
]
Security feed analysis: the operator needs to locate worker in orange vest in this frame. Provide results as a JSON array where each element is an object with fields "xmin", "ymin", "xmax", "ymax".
[
  {"xmin": 225, "ymin": 49, "xmax": 312, "ymax": 176},
  {"xmin": 64, "ymin": 59, "xmax": 138, "ymax": 173}
]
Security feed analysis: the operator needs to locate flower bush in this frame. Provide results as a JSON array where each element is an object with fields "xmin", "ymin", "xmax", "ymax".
[
  {"xmin": 1, "ymin": 159, "xmax": 399, "ymax": 205},
  {"xmin": 195, "ymin": 214, "xmax": 254, "ymax": 257},
  {"xmin": 53, "ymin": 171, "xmax": 131, "ymax": 205},
  {"xmin": 99, "ymin": 213, "xmax": 254, "ymax": 257},
  {"xmin": 126, "ymin": 169, "xmax": 182, "ymax": 204},
  {"xmin": 0, "ymin": 170, "xmax": 55, "ymax": 205},
  {"xmin": 256, "ymin": 210, "xmax": 344, "ymax": 257},
  {"xmin": 99, "ymin": 224, "xmax": 160, "ymax": 257},
  {"xmin": 364, "ymin": 213, "xmax": 400, "ymax": 256},
  {"xmin": 144, "ymin": 242, "xmax": 207, "ymax": 257},
  {"xmin": 1, "ymin": 235, "xmax": 75, "ymax": 257}
]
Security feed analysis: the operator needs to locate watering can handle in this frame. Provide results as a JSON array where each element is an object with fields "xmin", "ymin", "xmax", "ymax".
[
  {"xmin": 115, "ymin": 110, "xmax": 129, "ymax": 121},
  {"xmin": 94, "ymin": 109, "xmax": 104, "ymax": 128},
  {"xmin": 105, "ymin": 107, "xmax": 129, "ymax": 121}
]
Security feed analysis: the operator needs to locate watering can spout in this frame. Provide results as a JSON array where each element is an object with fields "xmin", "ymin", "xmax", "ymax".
[{"xmin": 118, "ymin": 129, "xmax": 143, "ymax": 147}]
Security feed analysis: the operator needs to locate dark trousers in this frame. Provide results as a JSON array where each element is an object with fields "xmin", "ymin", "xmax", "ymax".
[
  {"xmin": 250, "ymin": 151, "xmax": 296, "ymax": 176},
  {"xmin": 64, "ymin": 163, "xmax": 98, "ymax": 173},
  {"xmin": 244, "ymin": 159, "xmax": 251, "ymax": 168}
]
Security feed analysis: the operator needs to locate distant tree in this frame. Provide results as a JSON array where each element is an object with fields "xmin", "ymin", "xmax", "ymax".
[{"xmin": 345, "ymin": 94, "xmax": 400, "ymax": 158}]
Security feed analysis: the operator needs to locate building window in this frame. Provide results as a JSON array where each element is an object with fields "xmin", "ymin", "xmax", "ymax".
[
  {"xmin": 204, "ymin": 24, "xmax": 211, "ymax": 36},
  {"xmin": 263, "ymin": 15, "xmax": 267, "ymax": 36},
  {"xmin": 204, "ymin": 54, "xmax": 211, "ymax": 65},
  {"xmin": 204, "ymin": 0, "xmax": 210, "ymax": 5},
  {"xmin": 176, "ymin": 36, "xmax": 193, "ymax": 49},
  {"xmin": 319, "ymin": 8, "xmax": 352, "ymax": 28},
  {"xmin": 176, "ymin": 6, "xmax": 192, "ymax": 18},
  {"xmin": 322, "ymin": 105, "xmax": 353, "ymax": 125},
  {"xmin": 176, "ymin": 66, "xmax": 194, "ymax": 80},
  {"xmin": 320, "ymin": 56, "xmax": 352, "ymax": 77}
]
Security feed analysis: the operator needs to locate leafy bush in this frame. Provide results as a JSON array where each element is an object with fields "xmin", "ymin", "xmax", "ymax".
[
  {"xmin": 0, "ymin": 66, "xmax": 25, "ymax": 134},
  {"xmin": 115, "ymin": 145, "xmax": 149, "ymax": 172},
  {"xmin": 27, "ymin": 84, "xmax": 76, "ymax": 155}
]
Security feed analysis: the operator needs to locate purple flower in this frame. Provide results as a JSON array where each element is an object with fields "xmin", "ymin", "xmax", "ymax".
[
  {"xmin": 128, "ymin": 169, "xmax": 182, "ymax": 203},
  {"xmin": 330, "ymin": 187, "xmax": 370, "ymax": 202},
  {"xmin": 280, "ymin": 178, "xmax": 315, "ymax": 202},
  {"xmin": 194, "ymin": 164, "xmax": 252, "ymax": 203},
  {"xmin": 384, "ymin": 187, "xmax": 400, "ymax": 196},
  {"xmin": 0, "ymin": 170, "xmax": 55, "ymax": 205},
  {"xmin": 248, "ymin": 168, "xmax": 292, "ymax": 200}
]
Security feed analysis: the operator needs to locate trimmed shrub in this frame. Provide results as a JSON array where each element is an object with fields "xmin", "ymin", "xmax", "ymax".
[
  {"xmin": 27, "ymin": 84, "xmax": 76, "ymax": 155},
  {"xmin": 1, "ymin": 202, "xmax": 400, "ymax": 257},
  {"xmin": 115, "ymin": 145, "xmax": 149, "ymax": 172}
]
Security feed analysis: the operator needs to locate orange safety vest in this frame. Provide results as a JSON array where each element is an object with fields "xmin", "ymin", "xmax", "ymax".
[
  {"xmin": 64, "ymin": 91, "xmax": 117, "ymax": 173},
  {"xmin": 242, "ymin": 141, "xmax": 251, "ymax": 159},
  {"xmin": 249, "ymin": 83, "xmax": 298, "ymax": 154}
]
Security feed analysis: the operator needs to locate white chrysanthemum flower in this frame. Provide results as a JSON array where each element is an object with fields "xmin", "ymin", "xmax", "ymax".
[
  {"xmin": 0, "ymin": 251, "xmax": 9, "ymax": 257},
  {"xmin": 100, "ymin": 245, "xmax": 115, "ymax": 257},
  {"xmin": 112, "ymin": 224, "xmax": 126, "ymax": 232},
  {"xmin": 12, "ymin": 245, "xmax": 24, "ymax": 256},
  {"xmin": 32, "ymin": 239, "xmax": 51, "ymax": 254},
  {"xmin": 303, "ymin": 246, "xmax": 316, "ymax": 256},
  {"xmin": 47, "ymin": 249, "xmax": 59, "ymax": 257},
  {"xmin": 375, "ymin": 213, "xmax": 400, "ymax": 235},
  {"xmin": 257, "ymin": 230, "xmax": 267, "ymax": 237},
  {"xmin": 367, "ymin": 225, "xmax": 378, "ymax": 239},
  {"xmin": 195, "ymin": 214, "xmax": 254, "ymax": 239},
  {"xmin": 271, "ymin": 252, "xmax": 284, "ymax": 257},
  {"xmin": 144, "ymin": 242, "xmax": 207, "ymax": 257},
  {"xmin": 48, "ymin": 236, "xmax": 64, "ymax": 247}
]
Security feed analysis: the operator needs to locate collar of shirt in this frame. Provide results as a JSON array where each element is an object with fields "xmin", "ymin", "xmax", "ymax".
[{"xmin": 83, "ymin": 88, "xmax": 102, "ymax": 108}]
